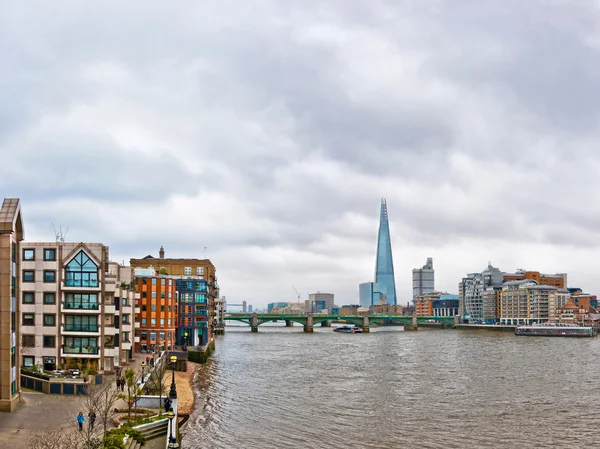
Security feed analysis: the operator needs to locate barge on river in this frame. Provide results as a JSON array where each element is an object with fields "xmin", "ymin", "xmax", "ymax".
[
  {"xmin": 515, "ymin": 323, "xmax": 597, "ymax": 337},
  {"xmin": 333, "ymin": 325, "xmax": 363, "ymax": 333}
]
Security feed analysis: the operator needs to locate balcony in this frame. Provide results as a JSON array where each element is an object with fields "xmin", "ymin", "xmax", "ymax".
[
  {"xmin": 61, "ymin": 345, "xmax": 99, "ymax": 355},
  {"xmin": 104, "ymin": 303, "xmax": 116, "ymax": 314},
  {"xmin": 63, "ymin": 324, "xmax": 100, "ymax": 335},
  {"xmin": 62, "ymin": 302, "xmax": 100, "ymax": 313},
  {"xmin": 63, "ymin": 280, "xmax": 101, "ymax": 292}
]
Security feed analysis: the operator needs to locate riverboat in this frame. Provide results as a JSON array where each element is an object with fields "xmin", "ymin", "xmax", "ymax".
[
  {"xmin": 333, "ymin": 325, "xmax": 363, "ymax": 333},
  {"xmin": 515, "ymin": 323, "xmax": 596, "ymax": 337}
]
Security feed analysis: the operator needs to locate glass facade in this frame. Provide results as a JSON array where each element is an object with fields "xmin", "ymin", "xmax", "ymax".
[
  {"xmin": 177, "ymin": 278, "xmax": 209, "ymax": 346},
  {"xmin": 374, "ymin": 199, "xmax": 397, "ymax": 305},
  {"xmin": 66, "ymin": 251, "xmax": 98, "ymax": 287}
]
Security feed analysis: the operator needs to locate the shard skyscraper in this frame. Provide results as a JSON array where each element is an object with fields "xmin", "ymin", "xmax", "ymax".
[{"xmin": 374, "ymin": 198, "xmax": 397, "ymax": 305}]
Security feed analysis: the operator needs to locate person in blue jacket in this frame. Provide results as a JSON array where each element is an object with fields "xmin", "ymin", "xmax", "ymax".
[{"xmin": 77, "ymin": 412, "xmax": 85, "ymax": 431}]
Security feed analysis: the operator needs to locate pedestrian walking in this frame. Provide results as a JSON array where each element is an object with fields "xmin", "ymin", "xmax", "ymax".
[
  {"xmin": 120, "ymin": 377, "xmax": 125, "ymax": 392},
  {"xmin": 146, "ymin": 356, "xmax": 150, "ymax": 364},
  {"xmin": 116, "ymin": 378, "xmax": 121, "ymax": 389},
  {"xmin": 76, "ymin": 412, "xmax": 85, "ymax": 431},
  {"xmin": 89, "ymin": 411, "xmax": 96, "ymax": 431}
]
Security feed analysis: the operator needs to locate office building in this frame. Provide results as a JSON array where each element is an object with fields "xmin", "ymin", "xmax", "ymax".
[
  {"xmin": 20, "ymin": 242, "xmax": 137, "ymax": 374},
  {"xmin": 460, "ymin": 263, "xmax": 503, "ymax": 323},
  {"xmin": 432, "ymin": 295, "xmax": 459, "ymax": 317},
  {"xmin": 308, "ymin": 292, "xmax": 334, "ymax": 313},
  {"xmin": 503, "ymin": 269, "xmax": 566, "ymax": 288},
  {"xmin": 412, "ymin": 257, "xmax": 434, "ymax": 299},
  {"xmin": 359, "ymin": 282, "xmax": 385, "ymax": 308},
  {"xmin": 130, "ymin": 247, "xmax": 219, "ymax": 349},
  {"xmin": 0, "ymin": 199, "xmax": 24, "ymax": 412},
  {"xmin": 267, "ymin": 302, "xmax": 289, "ymax": 313},
  {"xmin": 374, "ymin": 199, "xmax": 397, "ymax": 305},
  {"xmin": 132, "ymin": 267, "xmax": 178, "ymax": 353}
]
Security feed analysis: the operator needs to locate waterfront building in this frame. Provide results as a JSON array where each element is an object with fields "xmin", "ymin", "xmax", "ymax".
[
  {"xmin": 498, "ymin": 280, "xmax": 558, "ymax": 325},
  {"xmin": 482, "ymin": 287, "xmax": 502, "ymax": 323},
  {"xmin": 340, "ymin": 305, "xmax": 360, "ymax": 316},
  {"xmin": 20, "ymin": 242, "xmax": 137, "ymax": 373},
  {"xmin": 432, "ymin": 295, "xmax": 459, "ymax": 317},
  {"xmin": 267, "ymin": 302, "xmax": 289, "ymax": 313},
  {"xmin": 0, "ymin": 199, "xmax": 24, "ymax": 412},
  {"xmin": 371, "ymin": 304, "xmax": 404, "ymax": 315},
  {"xmin": 460, "ymin": 263, "xmax": 503, "ymax": 323},
  {"xmin": 414, "ymin": 292, "xmax": 437, "ymax": 315},
  {"xmin": 130, "ymin": 247, "xmax": 219, "ymax": 348},
  {"xmin": 412, "ymin": 257, "xmax": 434, "ymax": 300},
  {"xmin": 558, "ymin": 300, "xmax": 591, "ymax": 325},
  {"xmin": 503, "ymin": 269, "xmax": 566, "ymax": 288},
  {"xmin": 374, "ymin": 199, "xmax": 397, "ymax": 305},
  {"xmin": 132, "ymin": 267, "xmax": 177, "ymax": 352},
  {"xmin": 308, "ymin": 292, "xmax": 334, "ymax": 313}
]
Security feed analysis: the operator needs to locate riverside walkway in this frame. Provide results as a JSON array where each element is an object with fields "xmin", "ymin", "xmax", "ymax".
[{"xmin": 225, "ymin": 312, "xmax": 457, "ymax": 332}]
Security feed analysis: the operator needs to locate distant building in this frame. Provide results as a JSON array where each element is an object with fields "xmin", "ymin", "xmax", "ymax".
[
  {"xmin": 374, "ymin": 199, "xmax": 397, "ymax": 305},
  {"xmin": 412, "ymin": 257, "xmax": 434, "ymax": 300},
  {"xmin": 371, "ymin": 304, "xmax": 404, "ymax": 315},
  {"xmin": 499, "ymin": 280, "xmax": 559, "ymax": 325},
  {"xmin": 340, "ymin": 305, "xmax": 360, "ymax": 316},
  {"xmin": 460, "ymin": 263, "xmax": 504, "ymax": 323},
  {"xmin": 267, "ymin": 302, "xmax": 289, "ymax": 313},
  {"xmin": 359, "ymin": 282, "xmax": 384, "ymax": 308},
  {"xmin": 308, "ymin": 292, "xmax": 334, "ymax": 313},
  {"xmin": 432, "ymin": 295, "xmax": 459, "ymax": 317},
  {"xmin": 503, "ymin": 269, "xmax": 566, "ymax": 288},
  {"xmin": 558, "ymin": 300, "xmax": 592, "ymax": 325}
]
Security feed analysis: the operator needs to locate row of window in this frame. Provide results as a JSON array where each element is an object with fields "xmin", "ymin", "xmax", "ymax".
[
  {"xmin": 22, "ymin": 334, "xmax": 56, "ymax": 348},
  {"xmin": 23, "ymin": 313, "xmax": 55, "ymax": 326},
  {"xmin": 141, "ymin": 304, "xmax": 173, "ymax": 312},
  {"xmin": 184, "ymin": 267, "xmax": 204, "ymax": 275},
  {"xmin": 141, "ymin": 291, "xmax": 172, "ymax": 299},
  {"xmin": 140, "ymin": 318, "xmax": 172, "ymax": 326},
  {"xmin": 22, "ymin": 270, "xmax": 57, "ymax": 283},
  {"xmin": 140, "ymin": 332, "xmax": 172, "ymax": 341},
  {"xmin": 22, "ymin": 292, "xmax": 100, "ymax": 308},
  {"xmin": 22, "ymin": 248, "xmax": 56, "ymax": 261}
]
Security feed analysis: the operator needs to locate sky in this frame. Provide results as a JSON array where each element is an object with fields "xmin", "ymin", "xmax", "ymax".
[{"xmin": 2, "ymin": 1, "xmax": 600, "ymax": 309}]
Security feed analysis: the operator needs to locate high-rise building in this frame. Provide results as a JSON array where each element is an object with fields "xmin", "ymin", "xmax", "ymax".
[
  {"xmin": 20, "ymin": 242, "xmax": 137, "ymax": 374},
  {"xmin": 0, "ymin": 199, "xmax": 24, "ymax": 412},
  {"xmin": 308, "ymin": 292, "xmax": 334, "ymax": 313},
  {"xmin": 503, "ymin": 269, "xmax": 566, "ymax": 288},
  {"xmin": 130, "ymin": 247, "xmax": 219, "ymax": 349},
  {"xmin": 412, "ymin": 257, "xmax": 434, "ymax": 300},
  {"xmin": 460, "ymin": 263, "xmax": 504, "ymax": 323},
  {"xmin": 267, "ymin": 302, "xmax": 289, "ymax": 313},
  {"xmin": 374, "ymin": 199, "xmax": 397, "ymax": 305},
  {"xmin": 132, "ymin": 267, "xmax": 178, "ymax": 353},
  {"xmin": 499, "ymin": 280, "xmax": 559, "ymax": 325}
]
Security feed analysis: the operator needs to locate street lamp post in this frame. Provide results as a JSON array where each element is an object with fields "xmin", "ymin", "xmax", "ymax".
[
  {"xmin": 169, "ymin": 355, "xmax": 178, "ymax": 399},
  {"xmin": 167, "ymin": 411, "xmax": 179, "ymax": 448},
  {"xmin": 135, "ymin": 361, "xmax": 146, "ymax": 419}
]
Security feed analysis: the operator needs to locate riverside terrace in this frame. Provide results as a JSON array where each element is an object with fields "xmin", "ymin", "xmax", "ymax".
[{"xmin": 224, "ymin": 312, "xmax": 458, "ymax": 332}]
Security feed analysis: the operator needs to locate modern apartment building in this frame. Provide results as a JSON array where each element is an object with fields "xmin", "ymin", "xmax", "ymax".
[
  {"xmin": 308, "ymin": 292, "xmax": 334, "ymax": 313},
  {"xmin": 503, "ymin": 269, "xmax": 566, "ymax": 288},
  {"xmin": 0, "ymin": 199, "xmax": 24, "ymax": 412},
  {"xmin": 130, "ymin": 247, "xmax": 219, "ymax": 349},
  {"xmin": 431, "ymin": 295, "xmax": 459, "ymax": 317},
  {"xmin": 412, "ymin": 257, "xmax": 434, "ymax": 300},
  {"xmin": 132, "ymin": 267, "xmax": 177, "ymax": 353},
  {"xmin": 460, "ymin": 263, "xmax": 504, "ymax": 323},
  {"xmin": 19, "ymin": 242, "xmax": 137, "ymax": 374},
  {"xmin": 498, "ymin": 280, "xmax": 558, "ymax": 325}
]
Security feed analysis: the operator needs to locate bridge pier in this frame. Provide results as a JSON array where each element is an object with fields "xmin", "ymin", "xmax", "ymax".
[
  {"xmin": 304, "ymin": 313, "xmax": 313, "ymax": 333},
  {"xmin": 251, "ymin": 313, "xmax": 258, "ymax": 332},
  {"xmin": 285, "ymin": 320, "xmax": 294, "ymax": 327},
  {"xmin": 362, "ymin": 316, "xmax": 370, "ymax": 332},
  {"xmin": 320, "ymin": 321, "xmax": 330, "ymax": 327}
]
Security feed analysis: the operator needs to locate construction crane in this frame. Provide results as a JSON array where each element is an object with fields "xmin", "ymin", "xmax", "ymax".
[{"xmin": 292, "ymin": 285, "xmax": 301, "ymax": 303}]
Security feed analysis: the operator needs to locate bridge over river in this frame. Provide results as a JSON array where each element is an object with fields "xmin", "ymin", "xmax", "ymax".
[{"xmin": 224, "ymin": 312, "xmax": 458, "ymax": 332}]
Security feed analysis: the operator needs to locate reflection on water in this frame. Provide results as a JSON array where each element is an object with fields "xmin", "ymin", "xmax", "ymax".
[{"xmin": 184, "ymin": 325, "xmax": 600, "ymax": 448}]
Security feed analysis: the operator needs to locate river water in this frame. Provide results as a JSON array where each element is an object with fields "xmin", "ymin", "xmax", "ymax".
[{"xmin": 183, "ymin": 325, "xmax": 600, "ymax": 448}]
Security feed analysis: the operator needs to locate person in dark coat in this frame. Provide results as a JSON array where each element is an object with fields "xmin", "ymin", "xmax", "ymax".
[{"xmin": 89, "ymin": 411, "xmax": 96, "ymax": 430}]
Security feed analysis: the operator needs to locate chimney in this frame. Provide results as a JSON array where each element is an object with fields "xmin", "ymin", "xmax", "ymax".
[{"xmin": 159, "ymin": 246, "xmax": 165, "ymax": 258}]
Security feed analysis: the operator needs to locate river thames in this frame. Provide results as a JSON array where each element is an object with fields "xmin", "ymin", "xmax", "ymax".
[{"xmin": 183, "ymin": 325, "xmax": 600, "ymax": 448}]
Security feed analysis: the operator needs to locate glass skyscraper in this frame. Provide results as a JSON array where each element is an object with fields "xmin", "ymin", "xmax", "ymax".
[{"xmin": 374, "ymin": 198, "xmax": 397, "ymax": 305}]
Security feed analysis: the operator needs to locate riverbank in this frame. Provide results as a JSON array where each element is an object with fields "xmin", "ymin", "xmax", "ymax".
[{"xmin": 174, "ymin": 361, "xmax": 199, "ymax": 414}]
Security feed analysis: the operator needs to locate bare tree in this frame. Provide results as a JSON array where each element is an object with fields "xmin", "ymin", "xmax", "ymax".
[
  {"xmin": 85, "ymin": 380, "xmax": 119, "ymax": 440},
  {"xmin": 28, "ymin": 429, "xmax": 80, "ymax": 449},
  {"xmin": 146, "ymin": 357, "xmax": 169, "ymax": 412}
]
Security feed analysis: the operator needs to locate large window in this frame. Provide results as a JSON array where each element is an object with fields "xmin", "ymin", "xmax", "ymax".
[
  {"xmin": 44, "ymin": 292, "xmax": 56, "ymax": 304},
  {"xmin": 65, "ymin": 251, "xmax": 98, "ymax": 287},
  {"xmin": 65, "ymin": 315, "xmax": 98, "ymax": 332},
  {"xmin": 43, "ymin": 314, "xmax": 56, "ymax": 326},
  {"xmin": 196, "ymin": 267, "xmax": 203, "ymax": 275},
  {"xmin": 22, "ymin": 292, "xmax": 34, "ymax": 304},
  {"xmin": 23, "ymin": 249, "xmax": 35, "ymax": 261},
  {"xmin": 22, "ymin": 271, "xmax": 35, "ymax": 282},
  {"xmin": 22, "ymin": 335, "xmax": 35, "ymax": 347},
  {"xmin": 44, "ymin": 248, "xmax": 56, "ymax": 261},
  {"xmin": 23, "ymin": 356, "xmax": 34, "ymax": 368},
  {"xmin": 23, "ymin": 313, "xmax": 34, "ymax": 326},
  {"xmin": 43, "ymin": 271, "xmax": 56, "ymax": 283},
  {"xmin": 63, "ymin": 337, "xmax": 98, "ymax": 354},
  {"xmin": 43, "ymin": 336, "xmax": 56, "ymax": 347},
  {"xmin": 64, "ymin": 293, "xmax": 98, "ymax": 309}
]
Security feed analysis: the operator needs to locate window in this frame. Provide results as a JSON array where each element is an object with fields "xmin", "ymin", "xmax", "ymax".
[
  {"xmin": 22, "ymin": 335, "xmax": 35, "ymax": 347},
  {"xmin": 23, "ymin": 356, "xmax": 34, "ymax": 368},
  {"xmin": 159, "ymin": 332, "xmax": 165, "ymax": 340},
  {"xmin": 44, "ymin": 248, "xmax": 56, "ymax": 261},
  {"xmin": 43, "ymin": 336, "xmax": 55, "ymax": 348},
  {"xmin": 169, "ymin": 279, "xmax": 172, "ymax": 286},
  {"xmin": 184, "ymin": 267, "xmax": 192, "ymax": 275},
  {"xmin": 65, "ymin": 251, "xmax": 98, "ymax": 287},
  {"xmin": 122, "ymin": 298, "xmax": 127, "ymax": 306},
  {"xmin": 160, "ymin": 318, "xmax": 164, "ymax": 325},
  {"xmin": 142, "ymin": 305, "xmax": 147, "ymax": 311},
  {"xmin": 161, "ymin": 279, "xmax": 165, "ymax": 285},
  {"xmin": 23, "ymin": 292, "xmax": 34, "ymax": 304},
  {"xmin": 23, "ymin": 249, "xmax": 35, "ymax": 261},
  {"xmin": 65, "ymin": 315, "xmax": 97, "ymax": 331},
  {"xmin": 23, "ymin": 313, "xmax": 34, "ymax": 326},
  {"xmin": 142, "ymin": 318, "xmax": 147, "ymax": 325},
  {"xmin": 63, "ymin": 337, "xmax": 97, "ymax": 354},
  {"xmin": 65, "ymin": 293, "xmax": 98, "ymax": 309},
  {"xmin": 150, "ymin": 332, "xmax": 156, "ymax": 341},
  {"xmin": 141, "ymin": 332, "xmax": 147, "ymax": 341},
  {"xmin": 152, "ymin": 278, "xmax": 156, "ymax": 285},
  {"xmin": 168, "ymin": 319, "xmax": 171, "ymax": 326},
  {"xmin": 43, "ymin": 271, "xmax": 56, "ymax": 282},
  {"xmin": 151, "ymin": 292, "xmax": 156, "ymax": 298},
  {"xmin": 22, "ymin": 271, "xmax": 35, "ymax": 282},
  {"xmin": 43, "ymin": 314, "xmax": 56, "ymax": 326},
  {"xmin": 168, "ymin": 292, "xmax": 172, "ymax": 298},
  {"xmin": 161, "ymin": 292, "xmax": 165, "ymax": 298},
  {"xmin": 43, "ymin": 292, "xmax": 56, "ymax": 304},
  {"xmin": 151, "ymin": 304, "xmax": 156, "ymax": 311},
  {"xmin": 196, "ymin": 267, "xmax": 203, "ymax": 275},
  {"xmin": 122, "ymin": 315, "xmax": 128, "ymax": 323},
  {"xmin": 160, "ymin": 305, "xmax": 165, "ymax": 312},
  {"xmin": 142, "ymin": 291, "xmax": 147, "ymax": 298},
  {"xmin": 151, "ymin": 318, "xmax": 156, "ymax": 325}
]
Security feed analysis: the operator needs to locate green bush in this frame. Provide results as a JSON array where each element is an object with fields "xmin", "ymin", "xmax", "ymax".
[{"xmin": 102, "ymin": 432, "xmax": 125, "ymax": 449}]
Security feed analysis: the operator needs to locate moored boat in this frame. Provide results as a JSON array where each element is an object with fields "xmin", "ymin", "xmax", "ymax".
[
  {"xmin": 333, "ymin": 325, "xmax": 363, "ymax": 333},
  {"xmin": 515, "ymin": 323, "xmax": 596, "ymax": 337}
]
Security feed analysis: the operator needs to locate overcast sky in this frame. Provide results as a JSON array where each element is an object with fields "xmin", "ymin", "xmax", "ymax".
[{"xmin": 2, "ymin": 1, "xmax": 600, "ymax": 308}]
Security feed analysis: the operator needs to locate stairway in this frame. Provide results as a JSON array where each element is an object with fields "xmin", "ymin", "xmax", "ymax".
[{"xmin": 124, "ymin": 419, "xmax": 169, "ymax": 449}]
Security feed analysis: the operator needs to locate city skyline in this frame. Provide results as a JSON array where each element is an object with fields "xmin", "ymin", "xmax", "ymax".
[{"xmin": 3, "ymin": 2, "xmax": 600, "ymax": 307}]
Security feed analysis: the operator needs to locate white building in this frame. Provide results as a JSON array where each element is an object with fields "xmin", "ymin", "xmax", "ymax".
[
  {"xmin": 308, "ymin": 292, "xmax": 334, "ymax": 313},
  {"xmin": 412, "ymin": 257, "xmax": 434, "ymax": 300},
  {"xmin": 20, "ymin": 242, "xmax": 139, "ymax": 373},
  {"xmin": 460, "ymin": 263, "xmax": 503, "ymax": 322},
  {"xmin": 499, "ymin": 280, "xmax": 558, "ymax": 325}
]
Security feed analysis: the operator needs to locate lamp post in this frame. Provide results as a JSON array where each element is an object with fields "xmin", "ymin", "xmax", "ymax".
[
  {"xmin": 184, "ymin": 331, "xmax": 188, "ymax": 349},
  {"xmin": 169, "ymin": 355, "xmax": 178, "ymax": 399},
  {"xmin": 167, "ymin": 410, "xmax": 179, "ymax": 448},
  {"xmin": 135, "ymin": 361, "xmax": 146, "ymax": 419}
]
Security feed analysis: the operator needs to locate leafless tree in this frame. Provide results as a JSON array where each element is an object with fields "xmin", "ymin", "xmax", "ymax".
[
  {"xmin": 28, "ymin": 429, "xmax": 80, "ymax": 449},
  {"xmin": 84, "ymin": 380, "xmax": 119, "ymax": 440},
  {"xmin": 146, "ymin": 357, "xmax": 169, "ymax": 412}
]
